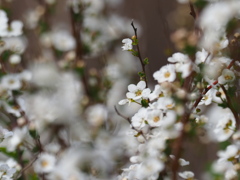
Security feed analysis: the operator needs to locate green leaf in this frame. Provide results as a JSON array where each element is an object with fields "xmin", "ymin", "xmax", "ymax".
[
  {"xmin": 143, "ymin": 58, "xmax": 149, "ymax": 65},
  {"xmin": 28, "ymin": 174, "xmax": 39, "ymax": 180},
  {"xmin": 138, "ymin": 71, "xmax": 146, "ymax": 78},
  {"xmin": 0, "ymin": 147, "xmax": 17, "ymax": 159},
  {"xmin": 194, "ymin": 0, "xmax": 208, "ymax": 9},
  {"xmin": 132, "ymin": 38, "xmax": 138, "ymax": 45},
  {"xmin": 141, "ymin": 99, "xmax": 149, "ymax": 108},
  {"xmin": 1, "ymin": 50, "xmax": 13, "ymax": 62},
  {"xmin": 217, "ymin": 101, "xmax": 228, "ymax": 109},
  {"xmin": 183, "ymin": 45, "xmax": 197, "ymax": 56},
  {"xmin": 131, "ymin": 50, "xmax": 139, "ymax": 57}
]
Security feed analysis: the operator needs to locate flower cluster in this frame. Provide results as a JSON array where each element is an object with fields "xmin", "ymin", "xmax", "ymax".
[{"xmin": 0, "ymin": 0, "xmax": 239, "ymax": 180}]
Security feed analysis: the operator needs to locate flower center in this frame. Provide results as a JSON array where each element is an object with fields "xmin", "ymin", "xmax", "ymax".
[
  {"xmin": 224, "ymin": 75, "xmax": 233, "ymax": 80},
  {"xmin": 164, "ymin": 71, "xmax": 171, "ymax": 78},
  {"xmin": 166, "ymin": 104, "xmax": 173, "ymax": 109},
  {"xmin": 135, "ymin": 90, "xmax": 142, "ymax": 96},
  {"xmin": 153, "ymin": 116, "xmax": 160, "ymax": 122},
  {"xmin": 41, "ymin": 160, "xmax": 49, "ymax": 168}
]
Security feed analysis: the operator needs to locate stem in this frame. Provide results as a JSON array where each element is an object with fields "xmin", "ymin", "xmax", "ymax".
[
  {"xmin": 131, "ymin": 21, "xmax": 148, "ymax": 87},
  {"xmin": 69, "ymin": 7, "xmax": 90, "ymax": 97},
  {"xmin": 17, "ymin": 153, "xmax": 40, "ymax": 179},
  {"xmin": 193, "ymin": 59, "xmax": 237, "ymax": 109},
  {"xmin": 114, "ymin": 105, "xmax": 146, "ymax": 139},
  {"xmin": 189, "ymin": 2, "xmax": 197, "ymax": 20}
]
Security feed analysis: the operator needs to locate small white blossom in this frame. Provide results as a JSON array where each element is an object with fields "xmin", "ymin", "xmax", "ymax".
[
  {"xmin": 179, "ymin": 171, "xmax": 194, "ymax": 179},
  {"xmin": 9, "ymin": 54, "xmax": 21, "ymax": 64},
  {"xmin": 217, "ymin": 144, "xmax": 239, "ymax": 162},
  {"xmin": 121, "ymin": 38, "xmax": 132, "ymax": 51},
  {"xmin": 131, "ymin": 108, "xmax": 147, "ymax": 130},
  {"xmin": 147, "ymin": 109, "xmax": 164, "ymax": 127},
  {"xmin": 34, "ymin": 153, "xmax": 56, "ymax": 173},
  {"xmin": 153, "ymin": 64, "xmax": 176, "ymax": 83},
  {"xmin": 126, "ymin": 81, "xmax": 150, "ymax": 100},
  {"xmin": 214, "ymin": 112, "xmax": 236, "ymax": 142},
  {"xmin": 218, "ymin": 69, "xmax": 235, "ymax": 84},
  {"xmin": 1, "ymin": 74, "xmax": 22, "ymax": 90}
]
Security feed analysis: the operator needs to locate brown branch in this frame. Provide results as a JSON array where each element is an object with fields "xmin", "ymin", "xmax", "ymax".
[
  {"xmin": 192, "ymin": 59, "xmax": 237, "ymax": 109},
  {"xmin": 17, "ymin": 153, "xmax": 40, "ymax": 179},
  {"xmin": 69, "ymin": 7, "xmax": 90, "ymax": 97},
  {"xmin": 189, "ymin": 2, "xmax": 197, "ymax": 20},
  {"xmin": 171, "ymin": 112, "xmax": 190, "ymax": 180},
  {"xmin": 114, "ymin": 105, "xmax": 146, "ymax": 139},
  {"xmin": 131, "ymin": 21, "xmax": 148, "ymax": 87}
]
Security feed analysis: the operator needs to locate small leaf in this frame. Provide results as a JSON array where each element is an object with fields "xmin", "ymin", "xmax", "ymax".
[
  {"xmin": 138, "ymin": 71, "xmax": 146, "ymax": 78},
  {"xmin": 143, "ymin": 58, "xmax": 149, "ymax": 65},
  {"xmin": 141, "ymin": 99, "xmax": 149, "ymax": 108}
]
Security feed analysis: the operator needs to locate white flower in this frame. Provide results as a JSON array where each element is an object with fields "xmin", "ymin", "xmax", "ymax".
[
  {"xmin": 199, "ymin": 88, "xmax": 214, "ymax": 106},
  {"xmin": 135, "ymin": 158, "xmax": 164, "ymax": 179},
  {"xmin": 0, "ymin": 164, "xmax": 16, "ymax": 179},
  {"xmin": 1, "ymin": 74, "xmax": 22, "ymax": 90},
  {"xmin": 51, "ymin": 30, "xmax": 76, "ymax": 51},
  {"xmin": 218, "ymin": 69, "xmax": 235, "ymax": 84},
  {"xmin": 214, "ymin": 112, "xmax": 236, "ymax": 142},
  {"xmin": 157, "ymin": 97, "xmax": 175, "ymax": 110},
  {"xmin": 148, "ymin": 85, "xmax": 165, "ymax": 101},
  {"xmin": 126, "ymin": 81, "xmax": 150, "ymax": 100},
  {"xmin": 179, "ymin": 171, "xmax": 194, "ymax": 179},
  {"xmin": 217, "ymin": 145, "xmax": 239, "ymax": 162},
  {"xmin": 86, "ymin": 104, "xmax": 108, "ymax": 126},
  {"xmin": 147, "ymin": 109, "xmax": 164, "ymax": 127},
  {"xmin": 131, "ymin": 108, "xmax": 147, "ymax": 130},
  {"xmin": 121, "ymin": 38, "xmax": 132, "ymax": 51},
  {"xmin": 168, "ymin": 52, "xmax": 192, "ymax": 78},
  {"xmin": 118, "ymin": 98, "xmax": 132, "ymax": 105},
  {"xmin": 8, "ymin": 21, "xmax": 23, "ymax": 37},
  {"xmin": 0, "ymin": 127, "xmax": 13, "ymax": 142},
  {"xmin": 34, "ymin": 153, "xmax": 56, "ymax": 173},
  {"xmin": 168, "ymin": 52, "xmax": 190, "ymax": 64},
  {"xmin": 170, "ymin": 155, "xmax": 190, "ymax": 166},
  {"xmin": 9, "ymin": 54, "xmax": 21, "ymax": 64},
  {"xmin": 6, "ymin": 126, "xmax": 28, "ymax": 152},
  {"xmin": 195, "ymin": 49, "xmax": 210, "ymax": 65},
  {"xmin": 225, "ymin": 169, "xmax": 237, "ymax": 180},
  {"xmin": 0, "ymin": 10, "xmax": 8, "ymax": 32},
  {"xmin": 153, "ymin": 64, "xmax": 176, "ymax": 83}
]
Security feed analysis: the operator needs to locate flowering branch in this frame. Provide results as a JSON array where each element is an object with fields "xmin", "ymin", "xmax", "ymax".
[{"xmin": 131, "ymin": 20, "xmax": 148, "ymax": 87}]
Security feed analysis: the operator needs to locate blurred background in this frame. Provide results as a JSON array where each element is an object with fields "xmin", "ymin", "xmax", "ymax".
[
  {"xmin": 8, "ymin": 0, "xmax": 195, "ymax": 82},
  {"xmin": 4, "ymin": 0, "xmax": 215, "ymax": 178}
]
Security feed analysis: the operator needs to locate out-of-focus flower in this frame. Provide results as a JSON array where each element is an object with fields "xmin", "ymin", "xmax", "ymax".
[
  {"xmin": 34, "ymin": 153, "xmax": 56, "ymax": 173},
  {"xmin": 153, "ymin": 64, "xmax": 176, "ymax": 83},
  {"xmin": 122, "ymin": 38, "xmax": 132, "ymax": 51},
  {"xmin": 86, "ymin": 104, "xmax": 108, "ymax": 127},
  {"xmin": 218, "ymin": 69, "xmax": 235, "ymax": 84},
  {"xmin": 9, "ymin": 54, "xmax": 21, "ymax": 64}
]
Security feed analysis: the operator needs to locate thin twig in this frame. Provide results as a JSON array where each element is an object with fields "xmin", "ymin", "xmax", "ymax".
[
  {"xmin": 192, "ymin": 59, "xmax": 237, "ymax": 109},
  {"xmin": 69, "ymin": 7, "xmax": 90, "ymax": 97},
  {"xmin": 17, "ymin": 153, "xmax": 39, "ymax": 179},
  {"xmin": 114, "ymin": 105, "xmax": 146, "ymax": 139},
  {"xmin": 131, "ymin": 21, "xmax": 148, "ymax": 87},
  {"xmin": 189, "ymin": 2, "xmax": 197, "ymax": 19},
  {"xmin": 114, "ymin": 105, "xmax": 131, "ymax": 124}
]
